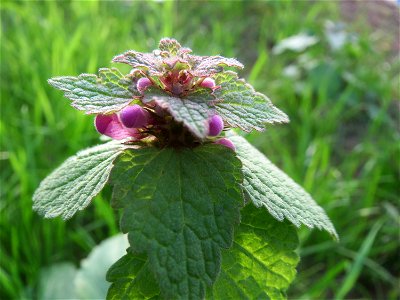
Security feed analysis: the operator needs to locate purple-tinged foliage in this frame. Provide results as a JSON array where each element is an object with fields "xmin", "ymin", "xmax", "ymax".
[
  {"xmin": 187, "ymin": 55, "xmax": 244, "ymax": 77},
  {"xmin": 208, "ymin": 115, "xmax": 224, "ymax": 136},
  {"xmin": 119, "ymin": 105, "xmax": 150, "ymax": 128},
  {"xmin": 48, "ymin": 38, "xmax": 289, "ymax": 147},
  {"xmin": 112, "ymin": 51, "xmax": 162, "ymax": 76},
  {"xmin": 113, "ymin": 38, "xmax": 243, "ymax": 82}
]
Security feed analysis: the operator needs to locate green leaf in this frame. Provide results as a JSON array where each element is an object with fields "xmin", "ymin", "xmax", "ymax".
[
  {"xmin": 158, "ymin": 38, "xmax": 182, "ymax": 55},
  {"xmin": 208, "ymin": 204, "xmax": 299, "ymax": 300},
  {"xmin": 188, "ymin": 55, "xmax": 244, "ymax": 77},
  {"xmin": 33, "ymin": 141, "xmax": 130, "ymax": 219},
  {"xmin": 48, "ymin": 68, "xmax": 138, "ymax": 114},
  {"xmin": 106, "ymin": 206, "xmax": 299, "ymax": 300},
  {"xmin": 213, "ymin": 72, "xmax": 289, "ymax": 131},
  {"xmin": 113, "ymin": 51, "xmax": 163, "ymax": 76},
  {"xmin": 106, "ymin": 253, "xmax": 160, "ymax": 300},
  {"xmin": 114, "ymin": 38, "xmax": 243, "ymax": 78},
  {"xmin": 143, "ymin": 88, "xmax": 213, "ymax": 138},
  {"xmin": 111, "ymin": 144, "xmax": 244, "ymax": 299},
  {"xmin": 229, "ymin": 134, "xmax": 338, "ymax": 239}
]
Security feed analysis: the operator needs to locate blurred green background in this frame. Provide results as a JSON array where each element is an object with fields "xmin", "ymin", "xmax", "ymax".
[{"xmin": 1, "ymin": 0, "xmax": 399, "ymax": 299}]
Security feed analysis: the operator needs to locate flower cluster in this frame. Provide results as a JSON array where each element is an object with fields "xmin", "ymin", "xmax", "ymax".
[
  {"xmin": 94, "ymin": 38, "xmax": 243, "ymax": 150},
  {"xmin": 94, "ymin": 80, "xmax": 233, "ymax": 149}
]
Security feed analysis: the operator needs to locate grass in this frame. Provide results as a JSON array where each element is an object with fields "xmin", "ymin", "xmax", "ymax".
[{"xmin": 1, "ymin": 1, "xmax": 398, "ymax": 299}]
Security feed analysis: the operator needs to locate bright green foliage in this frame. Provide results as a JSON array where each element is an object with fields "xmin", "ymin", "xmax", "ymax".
[
  {"xmin": 208, "ymin": 205, "xmax": 299, "ymax": 300},
  {"xmin": 213, "ymin": 72, "xmax": 289, "ymax": 131},
  {"xmin": 32, "ymin": 141, "xmax": 129, "ymax": 219},
  {"xmin": 48, "ymin": 68, "xmax": 139, "ymax": 114},
  {"xmin": 106, "ymin": 253, "xmax": 160, "ymax": 300},
  {"xmin": 110, "ymin": 145, "xmax": 243, "ymax": 299},
  {"xmin": 229, "ymin": 134, "xmax": 338, "ymax": 239},
  {"xmin": 143, "ymin": 88, "xmax": 213, "ymax": 138}
]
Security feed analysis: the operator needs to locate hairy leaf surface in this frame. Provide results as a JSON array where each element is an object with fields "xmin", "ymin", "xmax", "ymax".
[
  {"xmin": 111, "ymin": 145, "xmax": 243, "ymax": 299},
  {"xmin": 112, "ymin": 51, "xmax": 163, "ymax": 75},
  {"xmin": 229, "ymin": 134, "xmax": 338, "ymax": 239},
  {"xmin": 208, "ymin": 204, "xmax": 299, "ymax": 300},
  {"xmin": 48, "ymin": 68, "xmax": 138, "ymax": 114},
  {"xmin": 143, "ymin": 89, "xmax": 214, "ymax": 138},
  {"xmin": 106, "ymin": 205, "xmax": 299, "ymax": 300},
  {"xmin": 213, "ymin": 72, "xmax": 289, "ymax": 131},
  {"xmin": 158, "ymin": 38, "xmax": 182, "ymax": 55},
  {"xmin": 33, "ymin": 141, "xmax": 129, "ymax": 219},
  {"xmin": 188, "ymin": 55, "xmax": 244, "ymax": 77}
]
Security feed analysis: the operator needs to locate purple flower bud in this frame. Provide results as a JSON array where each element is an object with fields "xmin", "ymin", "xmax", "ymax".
[
  {"xmin": 137, "ymin": 77, "xmax": 152, "ymax": 93},
  {"xmin": 119, "ymin": 105, "xmax": 150, "ymax": 128},
  {"xmin": 208, "ymin": 115, "xmax": 224, "ymax": 136},
  {"xmin": 215, "ymin": 138, "xmax": 235, "ymax": 151},
  {"xmin": 95, "ymin": 114, "xmax": 140, "ymax": 140},
  {"xmin": 95, "ymin": 114, "xmax": 113, "ymax": 135},
  {"xmin": 200, "ymin": 77, "xmax": 215, "ymax": 89}
]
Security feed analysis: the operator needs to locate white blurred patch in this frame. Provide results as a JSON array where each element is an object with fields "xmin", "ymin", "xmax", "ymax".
[{"xmin": 273, "ymin": 33, "xmax": 318, "ymax": 55}]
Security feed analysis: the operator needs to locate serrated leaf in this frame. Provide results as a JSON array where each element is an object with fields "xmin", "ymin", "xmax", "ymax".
[
  {"xmin": 106, "ymin": 253, "xmax": 160, "ymax": 300},
  {"xmin": 33, "ymin": 141, "xmax": 129, "ymax": 219},
  {"xmin": 143, "ymin": 88, "xmax": 214, "ymax": 138},
  {"xmin": 158, "ymin": 38, "xmax": 182, "ymax": 55},
  {"xmin": 213, "ymin": 72, "xmax": 289, "ymax": 131},
  {"xmin": 189, "ymin": 55, "xmax": 244, "ymax": 77},
  {"xmin": 229, "ymin": 134, "xmax": 338, "ymax": 239},
  {"xmin": 111, "ymin": 145, "xmax": 244, "ymax": 299},
  {"xmin": 48, "ymin": 68, "xmax": 138, "ymax": 114},
  {"xmin": 105, "ymin": 206, "xmax": 299, "ymax": 300},
  {"xmin": 208, "ymin": 204, "xmax": 299, "ymax": 300},
  {"xmin": 112, "ymin": 51, "xmax": 163, "ymax": 75}
]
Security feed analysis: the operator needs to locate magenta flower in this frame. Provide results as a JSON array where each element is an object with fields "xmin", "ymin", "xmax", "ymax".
[
  {"xmin": 208, "ymin": 115, "xmax": 224, "ymax": 136},
  {"xmin": 215, "ymin": 138, "xmax": 235, "ymax": 151},
  {"xmin": 120, "ymin": 105, "xmax": 150, "ymax": 128},
  {"xmin": 137, "ymin": 77, "xmax": 152, "ymax": 93},
  {"xmin": 200, "ymin": 77, "xmax": 216, "ymax": 89},
  {"xmin": 95, "ymin": 114, "xmax": 141, "ymax": 140}
]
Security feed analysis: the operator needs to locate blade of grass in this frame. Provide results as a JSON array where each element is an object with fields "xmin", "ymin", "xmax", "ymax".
[{"xmin": 336, "ymin": 220, "xmax": 385, "ymax": 299}]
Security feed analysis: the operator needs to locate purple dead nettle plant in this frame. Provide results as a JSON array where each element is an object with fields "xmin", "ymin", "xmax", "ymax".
[{"xmin": 33, "ymin": 38, "xmax": 337, "ymax": 300}]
